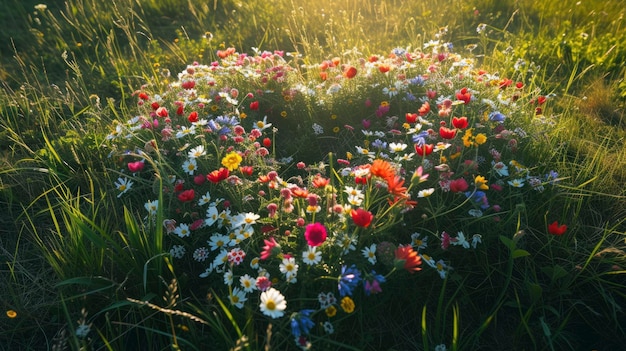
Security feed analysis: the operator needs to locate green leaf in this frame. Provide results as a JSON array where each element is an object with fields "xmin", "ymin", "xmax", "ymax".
[{"xmin": 512, "ymin": 249, "xmax": 530, "ymax": 259}]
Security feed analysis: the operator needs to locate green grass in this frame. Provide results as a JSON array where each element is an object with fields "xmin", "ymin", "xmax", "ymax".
[{"xmin": 1, "ymin": 0, "xmax": 625, "ymax": 350}]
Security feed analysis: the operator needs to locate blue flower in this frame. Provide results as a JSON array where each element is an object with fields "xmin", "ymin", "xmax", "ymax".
[
  {"xmin": 290, "ymin": 309, "xmax": 315, "ymax": 339},
  {"xmin": 338, "ymin": 265, "xmax": 361, "ymax": 297},
  {"xmin": 412, "ymin": 131, "xmax": 429, "ymax": 145},
  {"xmin": 488, "ymin": 111, "xmax": 506, "ymax": 123}
]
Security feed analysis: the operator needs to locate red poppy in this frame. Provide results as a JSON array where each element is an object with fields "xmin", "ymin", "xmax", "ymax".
[
  {"xmin": 250, "ymin": 101, "xmax": 259, "ymax": 111},
  {"xmin": 188, "ymin": 111, "xmax": 198, "ymax": 123},
  {"xmin": 343, "ymin": 66, "xmax": 357, "ymax": 79},
  {"xmin": 405, "ymin": 113, "xmax": 418, "ymax": 123},
  {"xmin": 351, "ymin": 208, "xmax": 373, "ymax": 228},
  {"xmin": 138, "ymin": 92, "xmax": 149, "ymax": 100},
  {"xmin": 193, "ymin": 174, "xmax": 206, "ymax": 185},
  {"xmin": 415, "ymin": 143, "xmax": 433, "ymax": 156},
  {"xmin": 452, "ymin": 116, "xmax": 468, "ymax": 129},
  {"xmin": 151, "ymin": 102, "xmax": 160, "ymax": 110},
  {"xmin": 239, "ymin": 166, "xmax": 254, "ymax": 176},
  {"xmin": 378, "ymin": 64, "xmax": 391, "ymax": 73},
  {"xmin": 439, "ymin": 126, "xmax": 457, "ymax": 139},
  {"xmin": 156, "ymin": 106, "xmax": 169, "ymax": 118},
  {"xmin": 394, "ymin": 245, "xmax": 422, "ymax": 273},
  {"xmin": 262, "ymin": 137, "xmax": 271, "ymax": 148},
  {"xmin": 548, "ymin": 221, "xmax": 567, "ymax": 236},
  {"xmin": 176, "ymin": 105, "xmax": 184, "ymax": 115},
  {"xmin": 207, "ymin": 167, "xmax": 229, "ymax": 183},
  {"xmin": 456, "ymin": 87, "xmax": 471, "ymax": 104},
  {"xmin": 177, "ymin": 189, "xmax": 195, "ymax": 202},
  {"xmin": 304, "ymin": 222, "xmax": 328, "ymax": 247}
]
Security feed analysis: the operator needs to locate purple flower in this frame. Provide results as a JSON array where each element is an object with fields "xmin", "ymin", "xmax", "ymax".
[
  {"xmin": 290, "ymin": 309, "xmax": 315, "ymax": 339},
  {"xmin": 364, "ymin": 271, "xmax": 386, "ymax": 296}
]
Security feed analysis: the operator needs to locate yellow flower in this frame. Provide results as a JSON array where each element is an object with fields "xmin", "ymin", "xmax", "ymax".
[
  {"xmin": 211, "ymin": 105, "xmax": 219, "ymax": 112},
  {"xmin": 462, "ymin": 129, "xmax": 473, "ymax": 148},
  {"xmin": 475, "ymin": 133, "xmax": 487, "ymax": 145},
  {"xmin": 340, "ymin": 296, "xmax": 355, "ymax": 313},
  {"xmin": 6, "ymin": 310, "xmax": 17, "ymax": 318},
  {"xmin": 346, "ymin": 152, "xmax": 353, "ymax": 160},
  {"xmin": 474, "ymin": 175, "xmax": 489, "ymax": 190},
  {"xmin": 325, "ymin": 305, "xmax": 337, "ymax": 317},
  {"xmin": 239, "ymin": 112, "xmax": 247, "ymax": 119},
  {"xmin": 280, "ymin": 111, "xmax": 288, "ymax": 118},
  {"xmin": 221, "ymin": 151, "xmax": 242, "ymax": 171},
  {"xmin": 449, "ymin": 152, "xmax": 461, "ymax": 160},
  {"xmin": 331, "ymin": 114, "xmax": 337, "ymax": 120},
  {"xmin": 333, "ymin": 126, "xmax": 340, "ymax": 133}
]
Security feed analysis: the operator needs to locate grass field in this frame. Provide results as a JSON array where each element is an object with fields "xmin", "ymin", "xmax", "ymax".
[{"xmin": 1, "ymin": 0, "xmax": 625, "ymax": 350}]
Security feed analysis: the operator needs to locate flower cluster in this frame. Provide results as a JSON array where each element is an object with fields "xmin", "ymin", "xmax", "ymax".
[{"xmin": 105, "ymin": 40, "xmax": 560, "ymax": 348}]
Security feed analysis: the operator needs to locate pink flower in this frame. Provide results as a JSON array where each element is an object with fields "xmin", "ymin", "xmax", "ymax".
[
  {"xmin": 449, "ymin": 178, "xmax": 469, "ymax": 193},
  {"xmin": 261, "ymin": 237, "xmax": 280, "ymax": 260},
  {"xmin": 304, "ymin": 222, "xmax": 328, "ymax": 247},
  {"xmin": 177, "ymin": 189, "xmax": 195, "ymax": 202},
  {"xmin": 127, "ymin": 161, "xmax": 145, "ymax": 173},
  {"xmin": 441, "ymin": 231, "xmax": 451, "ymax": 249}
]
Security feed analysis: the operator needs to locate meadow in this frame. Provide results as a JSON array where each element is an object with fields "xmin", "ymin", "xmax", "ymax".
[{"xmin": 1, "ymin": 0, "xmax": 625, "ymax": 350}]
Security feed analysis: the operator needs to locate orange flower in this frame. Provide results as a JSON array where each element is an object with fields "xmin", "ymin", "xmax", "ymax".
[
  {"xmin": 291, "ymin": 187, "xmax": 309, "ymax": 198},
  {"xmin": 370, "ymin": 159, "xmax": 395, "ymax": 181},
  {"xmin": 394, "ymin": 245, "xmax": 422, "ymax": 273},
  {"xmin": 386, "ymin": 176, "xmax": 408, "ymax": 198},
  {"xmin": 312, "ymin": 174, "xmax": 330, "ymax": 188}
]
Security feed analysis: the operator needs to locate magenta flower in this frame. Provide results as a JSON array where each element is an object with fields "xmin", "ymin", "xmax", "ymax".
[{"xmin": 304, "ymin": 222, "xmax": 328, "ymax": 247}]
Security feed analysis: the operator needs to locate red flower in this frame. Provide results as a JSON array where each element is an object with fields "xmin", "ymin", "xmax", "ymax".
[
  {"xmin": 262, "ymin": 137, "xmax": 272, "ymax": 148},
  {"xmin": 207, "ymin": 167, "xmax": 229, "ymax": 183},
  {"xmin": 304, "ymin": 222, "xmax": 328, "ymax": 247},
  {"xmin": 449, "ymin": 178, "xmax": 469, "ymax": 193},
  {"xmin": 439, "ymin": 126, "xmax": 457, "ymax": 139},
  {"xmin": 188, "ymin": 111, "xmax": 198, "ymax": 123},
  {"xmin": 138, "ymin": 92, "xmax": 149, "ymax": 100},
  {"xmin": 343, "ymin": 66, "xmax": 357, "ymax": 79},
  {"xmin": 193, "ymin": 174, "xmax": 206, "ymax": 185},
  {"xmin": 127, "ymin": 161, "xmax": 145, "ymax": 173},
  {"xmin": 156, "ymin": 106, "xmax": 169, "ymax": 118},
  {"xmin": 177, "ymin": 189, "xmax": 195, "ymax": 202},
  {"xmin": 351, "ymin": 208, "xmax": 373, "ymax": 228},
  {"xmin": 394, "ymin": 245, "xmax": 422, "ymax": 273},
  {"xmin": 250, "ymin": 101, "xmax": 259, "ymax": 111},
  {"xmin": 452, "ymin": 116, "xmax": 468, "ymax": 129},
  {"xmin": 415, "ymin": 143, "xmax": 433, "ymax": 156},
  {"xmin": 386, "ymin": 175, "xmax": 408, "ymax": 198},
  {"xmin": 378, "ymin": 64, "xmax": 390, "ymax": 73},
  {"xmin": 405, "ymin": 113, "xmax": 418, "ymax": 123},
  {"xmin": 176, "ymin": 105, "xmax": 184, "ymax": 115},
  {"xmin": 370, "ymin": 159, "xmax": 395, "ymax": 181},
  {"xmin": 181, "ymin": 80, "xmax": 196, "ymax": 90},
  {"xmin": 456, "ymin": 87, "xmax": 471, "ymax": 104},
  {"xmin": 548, "ymin": 221, "xmax": 567, "ymax": 236},
  {"xmin": 239, "ymin": 165, "xmax": 254, "ymax": 176}
]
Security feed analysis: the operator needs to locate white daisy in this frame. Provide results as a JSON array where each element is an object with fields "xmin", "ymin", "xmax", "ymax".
[{"xmin": 259, "ymin": 288, "xmax": 287, "ymax": 318}]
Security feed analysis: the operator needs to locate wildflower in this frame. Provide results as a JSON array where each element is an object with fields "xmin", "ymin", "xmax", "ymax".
[
  {"xmin": 260, "ymin": 237, "xmax": 280, "ymax": 260},
  {"xmin": 471, "ymin": 234, "xmax": 482, "ymax": 248},
  {"xmin": 474, "ymin": 175, "xmax": 489, "ymax": 190},
  {"xmin": 227, "ymin": 248, "xmax": 246, "ymax": 265},
  {"xmin": 221, "ymin": 151, "xmax": 242, "ymax": 171},
  {"xmin": 208, "ymin": 234, "xmax": 229, "ymax": 251},
  {"xmin": 452, "ymin": 116, "xmax": 469, "ymax": 129},
  {"xmin": 304, "ymin": 222, "xmax": 328, "ymax": 247},
  {"xmin": 256, "ymin": 276, "xmax": 272, "ymax": 292},
  {"xmin": 362, "ymin": 243, "xmax": 377, "ymax": 264},
  {"xmin": 302, "ymin": 246, "xmax": 322, "ymax": 265},
  {"xmin": 114, "ymin": 177, "xmax": 133, "ymax": 197},
  {"xmin": 370, "ymin": 159, "xmax": 395, "ymax": 180},
  {"xmin": 6, "ymin": 310, "xmax": 17, "ymax": 318},
  {"xmin": 174, "ymin": 223, "xmax": 191, "ymax": 238},
  {"xmin": 439, "ymin": 126, "xmax": 457, "ymax": 139},
  {"xmin": 207, "ymin": 167, "xmax": 230, "ymax": 183},
  {"xmin": 169, "ymin": 245, "xmax": 186, "ymax": 259},
  {"xmin": 492, "ymin": 161, "xmax": 509, "ymax": 176},
  {"xmin": 290, "ymin": 309, "xmax": 315, "ymax": 339},
  {"xmin": 177, "ymin": 189, "xmax": 195, "ymax": 202},
  {"xmin": 192, "ymin": 247, "xmax": 210, "ymax": 262},
  {"xmin": 325, "ymin": 305, "xmax": 337, "ymax": 317},
  {"xmin": 343, "ymin": 65, "xmax": 357, "ymax": 78},
  {"xmin": 507, "ymin": 178, "xmax": 525, "ymax": 188},
  {"xmin": 229, "ymin": 288, "xmax": 248, "ymax": 309},
  {"xmin": 127, "ymin": 160, "xmax": 145, "ymax": 173},
  {"xmin": 363, "ymin": 271, "xmax": 386, "ymax": 296},
  {"xmin": 318, "ymin": 292, "xmax": 337, "ymax": 309},
  {"xmin": 260, "ymin": 288, "xmax": 287, "ymax": 318},
  {"xmin": 449, "ymin": 178, "xmax": 469, "ymax": 193},
  {"xmin": 548, "ymin": 221, "xmax": 567, "ymax": 236},
  {"xmin": 441, "ymin": 231, "xmax": 451, "ymax": 249},
  {"xmin": 435, "ymin": 260, "xmax": 449, "ymax": 279},
  {"xmin": 417, "ymin": 188, "xmax": 435, "ymax": 197},
  {"xmin": 340, "ymin": 296, "xmax": 355, "ymax": 313},
  {"xmin": 144, "ymin": 200, "xmax": 158, "ymax": 216},
  {"xmin": 411, "ymin": 232, "xmax": 428, "ymax": 250},
  {"xmin": 338, "ymin": 265, "xmax": 361, "ymax": 297},
  {"xmin": 279, "ymin": 257, "xmax": 299, "ymax": 281},
  {"xmin": 323, "ymin": 321, "xmax": 335, "ymax": 334},
  {"xmin": 188, "ymin": 145, "xmax": 206, "ymax": 158},
  {"xmin": 452, "ymin": 232, "xmax": 470, "ymax": 249},
  {"xmin": 394, "ymin": 245, "xmax": 422, "ymax": 273},
  {"xmin": 351, "ymin": 208, "xmax": 373, "ymax": 228},
  {"xmin": 415, "ymin": 143, "xmax": 433, "ymax": 156}
]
